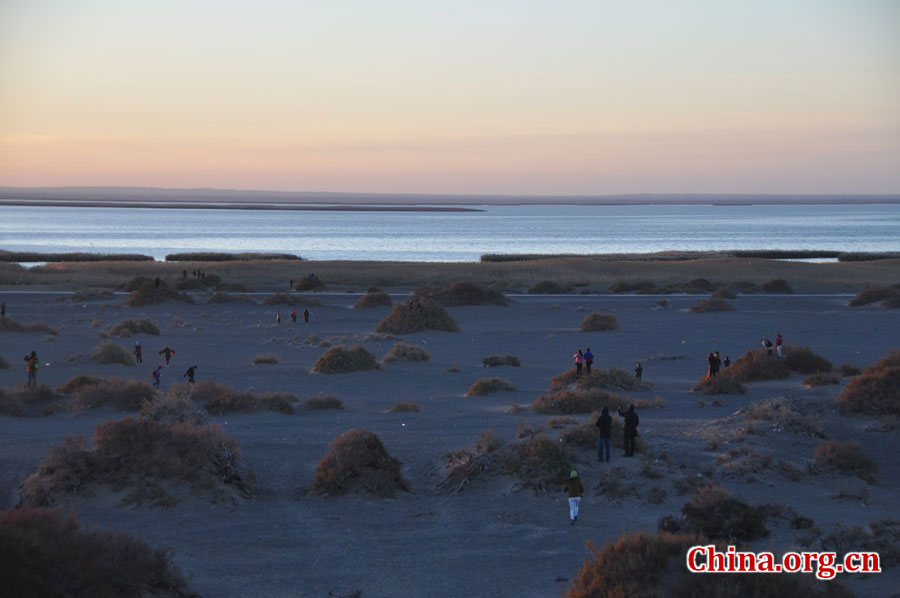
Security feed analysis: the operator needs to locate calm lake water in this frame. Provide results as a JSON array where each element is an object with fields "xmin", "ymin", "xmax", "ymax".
[{"xmin": 1, "ymin": 203, "xmax": 899, "ymax": 261}]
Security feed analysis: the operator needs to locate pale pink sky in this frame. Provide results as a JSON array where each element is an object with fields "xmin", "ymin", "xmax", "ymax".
[{"xmin": 1, "ymin": 1, "xmax": 898, "ymax": 195}]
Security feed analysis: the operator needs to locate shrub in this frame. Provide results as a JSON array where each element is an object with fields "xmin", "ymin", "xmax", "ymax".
[
  {"xmin": 0, "ymin": 387, "xmax": 26, "ymax": 416},
  {"xmin": 304, "ymin": 395, "xmax": 345, "ymax": 410},
  {"xmin": 0, "ymin": 508, "xmax": 191, "ymax": 597},
  {"xmin": 761, "ymin": 278, "xmax": 793, "ymax": 293},
  {"xmin": 814, "ymin": 440, "xmax": 878, "ymax": 479},
  {"xmin": 466, "ymin": 377, "xmax": 517, "ymax": 396},
  {"xmin": 205, "ymin": 389, "xmax": 296, "ymax": 415},
  {"xmin": 313, "ymin": 344, "xmax": 379, "ymax": 373},
  {"xmin": 690, "ymin": 296, "xmax": 736, "ymax": 313},
  {"xmin": 836, "ymin": 350, "xmax": 900, "ymax": 415},
  {"xmin": 71, "ymin": 287, "xmax": 115, "ymax": 302},
  {"xmin": 354, "ymin": 291, "xmax": 393, "ymax": 308},
  {"xmin": 139, "ymin": 391, "xmax": 207, "ymax": 424},
  {"xmin": 386, "ymin": 401, "xmax": 419, "ymax": 413},
  {"xmin": 0, "ymin": 384, "xmax": 57, "ymax": 416},
  {"xmin": 744, "ymin": 398, "xmax": 824, "ymax": 437},
  {"xmin": 251, "ymin": 353, "xmax": 280, "ymax": 365},
  {"xmin": 527, "ymin": 280, "xmax": 568, "ymax": 294},
  {"xmin": 482, "ymin": 354, "xmax": 521, "ymax": 367},
  {"xmin": 726, "ymin": 349, "xmax": 791, "ymax": 382},
  {"xmin": 69, "ymin": 377, "xmax": 156, "ymax": 412},
  {"xmin": 549, "ymin": 367, "xmax": 643, "ymax": 392},
  {"xmin": 501, "ymin": 434, "xmax": 573, "ymax": 492},
  {"xmin": 849, "ymin": 285, "xmax": 895, "ymax": 306},
  {"xmin": 92, "ymin": 341, "xmax": 136, "ymax": 365},
  {"xmin": 311, "ymin": 429, "xmax": 409, "ymax": 497},
  {"xmin": 261, "ymin": 292, "xmax": 324, "ymax": 306},
  {"xmin": 437, "ymin": 429, "xmax": 505, "ymax": 493},
  {"xmin": 784, "ymin": 345, "xmax": 833, "ymax": 374},
  {"xmin": 108, "ymin": 318, "xmax": 161, "ymax": 336},
  {"xmin": 579, "ymin": 312, "xmax": 621, "ymax": 332},
  {"xmin": 381, "ymin": 342, "xmax": 430, "ymax": 364},
  {"xmin": 125, "ymin": 281, "xmax": 194, "ymax": 307},
  {"xmin": 295, "ymin": 274, "xmax": 326, "ymax": 291},
  {"xmin": 839, "ymin": 363, "xmax": 861, "ymax": 377},
  {"xmin": 19, "ymin": 417, "xmax": 250, "ymax": 507},
  {"xmin": 691, "ymin": 375, "xmax": 747, "ymax": 395},
  {"xmin": 531, "ymin": 389, "xmax": 629, "ymax": 414},
  {"xmin": 121, "ymin": 276, "xmax": 154, "ymax": 292},
  {"xmin": 0, "ymin": 318, "xmax": 59, "ymax": 334},
  {"xmin": 804, "ymin": 372, "xmax": 840, "ymax": 386},
  {"xmin": 374, "ymin": 298, "xmax": 460, "ymax": 334},
  {"xmin": 677, "ymin": 485, "xmax": 769, "ymax": 541},
  {"xmin": 207, "ymin": 292, "xmax": 257, "ymax": 304},
  {"xmin": 422, "ymin": 280, "xmax": 508, "ymax": 307}
]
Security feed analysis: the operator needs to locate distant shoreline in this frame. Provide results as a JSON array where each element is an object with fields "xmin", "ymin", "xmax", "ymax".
[{"xmin": 0, "ymin": 199, "xmax": 481, "ymax": 212}]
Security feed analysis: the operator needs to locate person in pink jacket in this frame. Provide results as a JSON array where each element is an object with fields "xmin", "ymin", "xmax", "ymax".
[{"xmin": 573, "ymin": 349, "xmax": 584, "ymax": 376}]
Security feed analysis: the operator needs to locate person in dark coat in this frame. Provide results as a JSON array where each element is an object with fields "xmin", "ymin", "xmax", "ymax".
[
  {"xmin": 595, "ymin": 406, "xmax": 612, "ymax": 462},
  {"xmin": 184, "ymin": 365, "xmax": 197, "ymax": 384},
  {"xmin": 583, "ymin": 348, "xmax": 594, "ymax": 374},
  {"xmin": 634, "ymin": 362, "xmax": 643, "ymax": 380},
  {"xmin": 723, "ymin": 355, "xmax": 731, "ymax": 368},
  {"xmin": 618, "ymin": 404, "xmax": 639, "ymax": 457},
  {"xmin": 158, "ymin": 346, "xmax": 175, "ymax": 365},
  {"xmin": 564, "ymin": 470, "xmax": 585, "ymax": 524},
  {"xmin": 303, "ymin": 309, "xmax": 310, "ymax": 324}
]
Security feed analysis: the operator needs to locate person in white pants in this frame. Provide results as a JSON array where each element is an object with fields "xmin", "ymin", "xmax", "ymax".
[{"xmin": 564, "ymin": 470, "xmax": 585, "ymax": 525}]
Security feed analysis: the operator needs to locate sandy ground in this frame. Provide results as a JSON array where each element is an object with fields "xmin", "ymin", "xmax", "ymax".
[{"xmin": 1, "ymin": 290, "xmax": 898, "ymax": 597}]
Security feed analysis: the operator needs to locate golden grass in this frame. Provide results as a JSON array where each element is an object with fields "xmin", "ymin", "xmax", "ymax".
[
  {"xmin": 466, "ymin": 377, "xmax": 517, "ymax": 396},
  {"xmin": 313, "ymin": 345, "xmax": 379, "ymax": 373},
  {"xmin": 108, "ymin": 318, "xmax": 161, "ymax": 336},
  {"xmin": 375, "ymin": 298, "xmax": 459, "ymax": 333},
  {"xmin": 381, "ymin": 342, "xmax": 430, "ymax": 364},
  {"xmin": 579, "ymin": 312, "xmax": 621, "ymax": 331},
  {"xmin": 354, "ymin": 291, "xmax": 393, "ymax": 308},
  {"xmin": 92, "ymin": 341, "xmax": 136, "ymax": 365}
]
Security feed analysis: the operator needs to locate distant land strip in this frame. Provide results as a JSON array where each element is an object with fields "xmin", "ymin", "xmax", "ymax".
[{"xmin": 0, "ymin": 199, "xmax": 481, "ymax": 213}]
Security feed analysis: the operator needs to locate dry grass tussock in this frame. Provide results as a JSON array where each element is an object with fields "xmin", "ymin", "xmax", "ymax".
[
  {"xmin": 761, "ymin": 278, "xmax": 793, "ymax": 293},
  {"xmin": 386, "ymin": 401, "xmax": 419, "ymax": 413},
  {"xmin": 804, "ymin": 372, "xmax": 840, "ymax": 386},
  {"xmin": 849, "ymin": 284, "xmax": 900, "ymax": 307},
  {"xmin": 294, "ymin": 274, "xmax": 326, "ymax": 291},
  {"xmin": 304, "ymin": 395, "xmax": 345, "ymax": 410},
  {"xmin": 261, "ymin": 292, "xmax": 324, "ymax": 306},
  {"xmin": 690, "ymin": 296, "xmax": 736, "ymax": 313},
  {"xmin": 691, "ymin": 374, "xmax": 747, "ymax": 395},
  {"xmin": 532, "ymin": 389, "xmax": 630, "ymax": 414},
  {"xmin": 311, "ymin": 429, "xmax": 410, "ymax": 497},
  {"xmin": 173, "ymin": 277, "xmax": 208, "ymax": 291},
  {"xmin": 527, "ymin": 280, "xmax": 570, "ymax": 293},
  {"xmin": 139, "ymin": 391, "xmax": 207, "ymax": 425},
  {"xmin": 251, "ymin": 352, "xmax": 280, "ymax": 365},
  {"xmin": 207, "ymin": 291, "xmax": 257, "ymax": 304},
  {"xmin": 466, "ymin": 377, "xmax": 517, "ymax": 396},
  {"xmin": 313, "ymin": 344, "xmax": 379, "ymax": 373},
  {"xmin": 579, "ymin": 312, "xmax": 621, "ymax": 331},
  {"xmin": 70, "ymin": 287, "xmax": 115, "ymax": 301},
  {"xmin": 566, "ymin": 530, "xmax": 850, "ymax": 598},
  {"xmin": 416, "ymin": 280, "xmax": 508, "ymax": 306},
  {"xmin": 0, "ymin": 317, "xmax": 59, "ymax": 334},
  {"xmin": 92, "ymin": 341, "xmax": 136, "ymax": 365},
  {"xmin": 482, "ymin": 354, "xmax": 521, "ymax": 367},
  {"xmin": 501, "ymin": 433, "xmax": 574, "ymax": 492},
  {"xmin": 0, "ymin": 385, "xmax": 57, "ymax": 416},
  {"xmin": 375, "ymin": 298, "xmax": 459, "ymax": 334},
  {"xmin": 835, "ymin": 350, "xmax": 900, "ymax": 415},
  {"xmin": 124, "ymin": 281, "xmax": 194, "ymax": 307},
  {"xmin": 354, "ymin": 291, "xmax": 393, "ymax": 308},
  {"xmin": 727, "ymin": 349, "xmax": 790, "ymax": 382},
  {"xmin": 0, "ymin": 508, "xmax": 192, "ymax": 598},
  {"xmin": 108, "ymin": 317, "xmax": 161, "ymax": 336},
  {"xmin": 381, "ymin": 342, "xmax": 430, "ymax": 364},
  {"xmin": 57, "ymin": 375, "xmax": 156, "ymax": 412},
  {"xmin": 549, "ymin": 366, "xmax": 644, "ymax": 392},
  {"xmin": 437, "ymin": 429, "xmax": 505, "ymax": 493},
  {"xmin": 715, "ymin": 446, "xmax": 775, "ymax": 479},
  {"xmin": 661, "ymin": 485, "xmax": 770, "ymax": 541},
  {"xmin": 170, "ymin": 381, "xmax": 296, "ymax": 415},
  {"xmin": 784, "ymin": 345, "xmax": 833, "ymax": 374},
  {"xmin": 743, "ymin": 398, "xmax": 825, "ymax": 437},
  {"xmin": 814, "ymin": 440, "xmax": 878, "ymax": 480},
  {"xmin": 19, "ymin": 416, "xmax": 252, "ymax": 507}
]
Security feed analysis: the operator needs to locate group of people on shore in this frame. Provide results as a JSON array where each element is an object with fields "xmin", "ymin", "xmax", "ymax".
[
  {"xmin": 276, "ymin": 308, "xmax": 309, "ymax": 326},
  {"xmin": 762, "ymin": 332, "xmax": 784, "ymax": 357}
]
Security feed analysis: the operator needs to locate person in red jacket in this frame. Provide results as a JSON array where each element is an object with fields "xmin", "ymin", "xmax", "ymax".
[{"xmin": 573, "ymin": 349, "xmax": 584, "ymax": 376}]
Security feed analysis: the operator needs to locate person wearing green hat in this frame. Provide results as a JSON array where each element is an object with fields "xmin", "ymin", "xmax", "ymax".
[{"xmin": 564, "ymin": 470, "xmax": 584, "ymax": 525}]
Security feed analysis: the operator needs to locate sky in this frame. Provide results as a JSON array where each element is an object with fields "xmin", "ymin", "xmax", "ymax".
[{"xmin": 1, "ymin": 0, "xmax": 898, "ymax": 195}]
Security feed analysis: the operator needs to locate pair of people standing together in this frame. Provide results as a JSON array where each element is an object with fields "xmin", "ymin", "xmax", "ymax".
[{"xmin": 573, "ymin": 348, "xmax": 594, "ymax": 375}]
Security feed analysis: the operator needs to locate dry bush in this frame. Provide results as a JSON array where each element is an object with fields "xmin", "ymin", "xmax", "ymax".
[
  {"xmin": 579, "ymin": 312, "xmax": 621, "ymax": 331},
  {"xmin": 500, "ymin": 434, "xmax": 573, "ymax": 492},
  {"xmin": 374, "ymin": 298, "xmax": 460, "ymax": 334},
  {"xmin": 381, "ymin": 342, "xmax": 430, "ymax": 364},
  {"xmin": 68, "ymin": 377, "xmax": 156, "ymax": 412},
  {"xmin": 0, "ymin": 507, "xmax": 191, "ymax": 597},
  {"xmin": 849, "ymin": 285, "xmax": 895, "ymax": 306},
  {"xmin": 294, "ymin": 274, "xmax": 326, "ymax": 291},
  {"xmin": 835, "ymin": 350, "xmax": 900, "ymax": 415},
  {"xmin": 549, "ymin": 366, "xmax": 643, "ymax": 392},
  {"xmin": 0, "ymin": 318, "xmax": 59, "ymax": 334},
  {"xmin": 0, "ymin": 318, "xmax": 25, "ymax": 333},
  {"xmin": 304, "ymin": 395, "xmax": 345, "ymax": 410},
  {"xmin": 121, "ymin": 276, "xmax": 153, "ymax": 291},
  {"xmin": 814, "ymin": 440, "xmax": 878, "ymax": 479},
  {"xmin": 838, "ymin": 363, "xmax": 861, "ymax": 377},
  {"xmin": 784, "ymin": 345, "xmax": 833, "ymax": 374},
  {"xmin": 727, "ymin": 349, "xmax": 791, "ymax": 381},
  {"xmin": 715, "ymin": 446, "xmax": 775, "ymax": 479},
  {"xmin": 609, "ymin": 280, "xmax": 658, "ymax": 293},
  {"xmin": 482, "ymin": 354, "xmax": 521, "ymax": 367},
  {"xmin": 743, "ymin": 399, "xmax": 825, "ymax": 437},
  {"xmin": 54, "ymin": 374, "xmax": 104, "ymax": 394},
  {"xmin": 71, "ymin": 287, "xmax": 115, "ymax": 301},
  {"xmin": 761, "ymin": 278, "xmax": 793, "ymax": 293},
  {"xmin": 466, "ymin": 377, "xmax": 517, "ymax": 396},
  {"xmin": 92, "ymin": 341, "xmax": 136, "ymax": 365},
  {"xmin": 566, "ymin": 531, "xmax": 849, "ymax": 598},
  {"xmin": 804, "ymin": 372, "xmax": 840, "ymax": 386},
  {"xmin": 591, "ymin": 466, "xmax": 640, "ymax": 501},
  {"xmin": 208, "ymin": 292, "xmax": 256, "ymax": 304},
  {"xmin": 251, "ymin": 353, "xmax": 281, "ymax": 365},
  {"xmin": 19, "ymin": 417, "xmax": 250, "ymax": 507},
  {"xmin": 386, "ymin": 401, "xmax": 419, "ymax": 413},
  {"xmin": 547, "ymin": 416, "xmax": 580, "ymax": 428},
  {"xmin": 311, "ymin": 429, "xmax": 409, "ymax": 497},
  {"xmin": 125, "ymin": 282, "xmax": 194, "ymax": 307},
  {"xmin": 173, "ymin": 277, "xmax": 207, "ymax": 291},
  {"xmin": 882, "ymin": 292, "xmax": 900, "ymax": 308},
  {"xmin": 817, "ymin": 519, "xmax": 900, "ymax": 568},
  {"xmin": 527, "ymin": 280, "xmax": 568, "ymax": 294},
  {"xmin": 203, "ymin": 387, "xmax": 296, "ymax": 415},
  {"xmin": 354, "ymin": 291, "xmax": 393, "ymax": 308},
  {"xmin": 676, "ymin": 485, "xmax": 770, "ymax": 541},
  {"xmin": 313, "ymin": 344, "xmax": 379, "ymax": 373},
  {"xmin": 691, "ymin": 375, "xmax": 747, "ymax": 395},
  {"xmin": 0, "ymin": 388, "xmax": 27, "ymax": 416},
  {"xmin": 438, "ymin": 429, "xmax": 505, "ymax": 493},
  {"xmin": 109, "ymin": 317, "xmax": 161, "ymax": 336},
  {"xmin": 139, "ymin": 391, "xmax": 207, "ymax": 424},
  {"xmin": 690, "ymin": 296, "xmax": 736, "ymax": 313},
  {"xmin": 419, "ymin": 280, "xmax": 508, "ymax": 306},
  {"xmin": 261, "ymin": 292, "xmax": 324, "ymax": 306},
  {"xmin": 532, "ymin": 389, "xmax": 629, "ymax": 414},
  {"xmin": 182, "ymin": 380, "xmax": 231, "ymax": 404}
]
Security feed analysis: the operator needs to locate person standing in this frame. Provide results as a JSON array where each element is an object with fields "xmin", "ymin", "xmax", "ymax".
[
  {"xmin": 634, "ymin": 362, "xmax": 643, "ymax": 380},
  {"xmin": 276, "ymin": 311, "xmax": 281, "ymax": 326},
  {"xmin": 184, "ymin": 365, "xmax": 197, "ymax": 384},
  {"xmin": 775, "ymin": 332, "xmax": 783, "ymax": 358},
  {"xmin": 134, "ymin": 341, "xmax": 143, "ymax": 364},
  {"xmin": 573, "ymin": 349, "xmax": 584, "ymax": 376},
  {"xmin": 158, "ymin": 346, "xmax": 175, "ymax": 365},
  {"xmin": 762, "ymin": 337, "xmax": 774, "ymax": 355},
  {"xmin": 583, "ymin": 348, "xmax": 594, "ymax": 374},
  {"xmin": 723, "ymin": 355, "xmax": 731, "ymax": 368},
  {"xmin": 1, "ymin": 301, "xmax": 5, "ymax": 317},
  {"xmin": 595, "ymin": 406, "xmax": 612, "ymax": 462},
  {"xmin": 303, "ymin": 309, "xmax": 310, "ymax": 324},
  {"xmin": 714, "ymin": 352, "xmax": 722, "ymax": 374},
  {"xmin": 152, "ymin": 365, "xmax": 163, "ymax": 388},
  {"xmin": 706, "ymin": 352, "xmax": 716, "ymax": 378},
  {"xmin": 24, "ymin": 351, "xmax": 38, "ymax": 388},
  {"xmin": 564, "ymin": 470, "xmax": 585, "ymax": 525},
  {"xmin": 291, "ymin": 308, "xmax": 298, "ymax": 323},
  {"xmin": 618, "ymin": 404, "xmax": 639, "ymax": 457}
]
